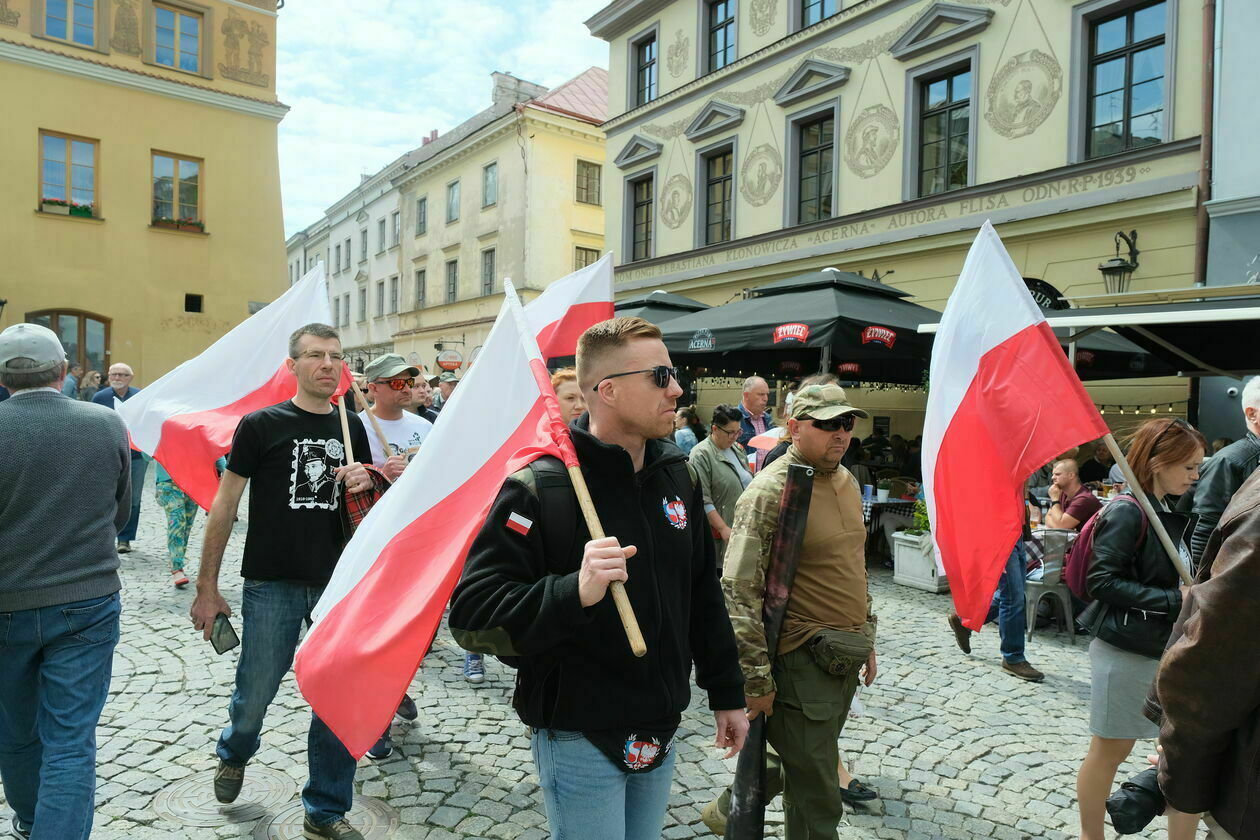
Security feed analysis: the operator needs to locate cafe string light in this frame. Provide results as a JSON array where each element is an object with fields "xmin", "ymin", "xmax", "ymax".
[{"xmin": 1097, "ymin": 401, "xmax": 1187, "ymax": 416}]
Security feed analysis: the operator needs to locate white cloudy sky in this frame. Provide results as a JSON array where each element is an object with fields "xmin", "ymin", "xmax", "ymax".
[{"xmin": 276, "ymin": 0, "xmax": 610, "ymax": 238}]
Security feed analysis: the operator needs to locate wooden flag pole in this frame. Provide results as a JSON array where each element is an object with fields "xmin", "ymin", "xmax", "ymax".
[
  {"xmin": 336, "ymin": 392, "xmax": 355, "ymax": 465},
  {"xmin": 1102, "ymin": 433, "xmax": 1193, "ymax": 585},
  {"xmin": 349, "ymin": 378, "xmax": 390, "ymax": 456},
  {"xmin": 500, "ymin": 278, "xmax": 647, "ymax": 658}
]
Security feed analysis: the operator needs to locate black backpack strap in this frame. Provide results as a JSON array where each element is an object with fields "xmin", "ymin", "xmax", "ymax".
[{"xmin": 526, "ymin": 456, "xmax": 580, "ymax": 566}]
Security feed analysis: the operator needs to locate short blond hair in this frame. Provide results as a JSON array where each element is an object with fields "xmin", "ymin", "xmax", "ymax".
[{"xmin": 576, "ymin": 317, "xmax": 662, "ymax": 391}]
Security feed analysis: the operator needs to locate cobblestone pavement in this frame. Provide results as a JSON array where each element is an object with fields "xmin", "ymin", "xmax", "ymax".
[{"xmin": 3, "ymin": 476, "xmax": 1195, "ymax": 839}]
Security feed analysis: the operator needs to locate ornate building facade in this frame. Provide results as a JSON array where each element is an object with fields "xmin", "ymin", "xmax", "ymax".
[
  {"xmin": 588, "ymin": 0, "xmax": 1204, "ymax": 429},
  {"xmin": 1, "ymin": 0, "xmax": 287, "ymax": 384},
  {"xmin": 287, "ymin": 69, "xmax": 608, "ymax": 375}
]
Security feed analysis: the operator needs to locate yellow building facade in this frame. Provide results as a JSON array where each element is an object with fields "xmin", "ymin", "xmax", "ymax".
[
  {"xmin": 0, "ymin": 0, "xmax": 287, "ymax": 385},
  {"xmin": 587, "ymin": 0, "xmax": 1203, "ymax": 434}
]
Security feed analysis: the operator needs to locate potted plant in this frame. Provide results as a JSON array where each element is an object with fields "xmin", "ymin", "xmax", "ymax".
[
  {"xmin": 176, "ymin": 217, "xmax": 205, "ymax": 232},
  {"xmin": 41, "ymin": 198, "xmax": 70, "ymax": 215},
  {"xmin": 152, "ymin": 216, "xmax": 205, "ymax": 232},
  {"xmin": 68, "ymin": 201, "xmax": 95, "ymax": 218},
  {"xmin": 891, "ymin": 500, "xmax": 949, "ymax": 593},
  {"xmin": 876, "ymin": 478, "xmax": 892, "ymax": 503}
]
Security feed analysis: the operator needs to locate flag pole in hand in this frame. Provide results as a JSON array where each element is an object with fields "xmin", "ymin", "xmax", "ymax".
[
  {"xmin": 349, "ymin": 377, "xmax": 391, "ymax": 456},
  {"xmin": 336, "ymin": 364, "xmax": 355, "ymax": 465},
  {"xmin": 502, "ymin": 278, "xmax": 648, "ymax": 658}
]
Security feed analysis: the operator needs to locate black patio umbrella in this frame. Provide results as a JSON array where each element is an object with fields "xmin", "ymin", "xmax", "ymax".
[
  {"xmin": 660, "ymin": 269, "xmax": 938, "ymax": 385},
  {"xmin": 615, "ymin": 289, "xmax": 711, "ymax": 324}
]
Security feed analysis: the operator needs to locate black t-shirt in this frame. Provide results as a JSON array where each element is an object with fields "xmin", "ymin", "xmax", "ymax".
[{"xmin": 227, "ymin": 400, "xmax": 371, "ymax": 584}]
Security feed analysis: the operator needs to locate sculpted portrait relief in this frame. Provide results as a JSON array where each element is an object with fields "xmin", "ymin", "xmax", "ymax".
[
  {"xmin": 984, "ymin": 49, "xmax": 1062, "ymax": 138},
  {"xmin": 219, "ymin": 8, "xmax": 271, "ymax": 87},
  {"xmin": 750, "ymin": 0, "xmax": 777, "ymax": 36},
  {"xmin": 844, "ymin": 104, "xmax": 900, "ymax": 179},
  {"xmin": 667, "ymin": 30, "xmax": 690, "ymax": 78},
  {"xmin": 739, "ymin": 143, "xmax": 784, "ymax": 207},
  {"xmin": 0, "ymin": 0, "xmax": 19, "ymax": 27},
  {"xmin": 661, "ymin": 174, "xmax": 693, "ymax": 230},
  {"xmin": 109, "ymin": 0, "xmax": 141, "ymax": 55}
]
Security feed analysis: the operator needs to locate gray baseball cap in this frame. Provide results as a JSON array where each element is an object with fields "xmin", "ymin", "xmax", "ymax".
[
  {"xmin": 0, "ymin": 323, "xmax": 66, "ymax": 374},
  {"xmin": 364, "ymin": 353, "xmax": 420, "ymax": 382}
]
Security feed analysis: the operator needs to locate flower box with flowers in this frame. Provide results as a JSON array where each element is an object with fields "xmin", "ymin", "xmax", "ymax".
[
  {"xmin": 42, "ymin": 199, "xmax": 96, "ymax": 217},
  {"xmin": 152, "ymin": 217, "xmax": 205, "ymax": 232}
]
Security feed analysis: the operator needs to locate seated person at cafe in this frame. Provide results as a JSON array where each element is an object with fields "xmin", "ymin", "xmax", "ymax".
[
  {"xmin": 1077, "ymin": 441, "xmax": 1114, "ymax": 483},
  {"xmin": 1043, "ymin": 459, "xmax": 1101, "ymax": 531}
]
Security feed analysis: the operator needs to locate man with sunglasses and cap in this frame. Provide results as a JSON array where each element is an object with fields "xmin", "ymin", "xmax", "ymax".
[
  {"xmin": 708, "ymin": 383, "xmax": 879, "ymax": 839},
  {"xmin": 359, "ymin": 354, "xmax": 433, "ymax": 482},
  {"xmin": 431, "ymin": 371, "xmax": 459, "ymax": 413},
  {"xmin": 450, "ymin": 316, "xmax": 747, "ymax": 840}
]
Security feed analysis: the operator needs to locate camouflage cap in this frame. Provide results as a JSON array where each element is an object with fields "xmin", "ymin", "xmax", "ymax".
[{"xmin": 789, "ymin": 383, "xmax": 869, "ymax": 421}]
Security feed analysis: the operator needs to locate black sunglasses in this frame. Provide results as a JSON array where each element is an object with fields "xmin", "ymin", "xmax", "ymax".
[
  {"xmin": 594, "ymin": 365, "xmax": 677, "ymax": 391},
  {"xmin": 1152, "ymin": 417, "xmax": 1191, "ymax": 451},
  {"xmin": 811, "ymin": 415, "xmax": 855, "ymax": 432}
]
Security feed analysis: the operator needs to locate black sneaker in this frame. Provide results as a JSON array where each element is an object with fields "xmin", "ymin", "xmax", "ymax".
[
  {"xmin": 9, "ymin": 816, "xmax": 31, "ymax": 839},
  {"xmin": 366, "ymin": 731, "xmax": 393, "ymax": 761},
  {"xmin": 395, "ymin": 694, "xmax": 418, "ymax": 722},
  {"xmin": 214, "ymin": 760, "xmax": 245, "ymax": 803},
  {"xmin": 303, "ymin": 817, "xmax": 365, "ymax": 839},
  {"xmin": 947, "ymin": 613, "xmax": 972, "ymax": 654},
  {"xmin": 839, "ymin": 778, "xmax": 880, "ymax": 804}
]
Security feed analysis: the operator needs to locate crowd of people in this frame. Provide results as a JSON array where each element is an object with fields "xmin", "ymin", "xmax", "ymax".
[{"xmin": 2, "ymin": 316, "xmax": 1259, "ymax": 840}]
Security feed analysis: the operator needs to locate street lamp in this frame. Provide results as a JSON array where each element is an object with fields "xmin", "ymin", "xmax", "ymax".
[{"xmin": 1098, "ymin": 230, "xmax": 1140, "ymax": 294}]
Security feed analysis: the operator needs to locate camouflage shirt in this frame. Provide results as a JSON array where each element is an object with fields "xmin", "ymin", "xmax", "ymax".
[{"xmin": 722, "ymin": 445, "xmax": 875, "ymax": 697}]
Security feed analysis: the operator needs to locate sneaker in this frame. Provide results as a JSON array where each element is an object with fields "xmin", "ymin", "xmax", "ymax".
[
  {"xmin": 395, "ymin": 694, "xmax": 418, "ymax": 722},
  {"xmin": 839, "ymin": 778, "xmax": 880, "ymax": 804},
  {"xmin": 117, "ymin": 541, "xmax": 132, "ymax": 554},
  {"xmin": 366, "ymin": 731, "xmax": 394, "ymax": 761},
  {"xmin": 1003, "ymin": 659, "xmax": 1045, "ymax": 682},
  {"xmin": 214, "ymin": 760, "xmax": 245, "ymax": 803},
  {"xmin": 9, "ymin": 816, "xmax": 31, "ymax": 839},
  {"xmin": 171, "ymin": 568, "xmax": 190, "ymax": 588},
  {"xmin": 947, "ymin": 613, "xmax": 972, "ymax": 654},
  {"xmin": 303, "ymin": 816, "xmax": 365, "ymax": 839},
  {"xmin": 463, "ymin": 653, "xmax": 485, "ymax": 684}
]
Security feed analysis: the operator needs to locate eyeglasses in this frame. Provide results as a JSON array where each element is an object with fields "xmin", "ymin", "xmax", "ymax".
[
  {"xmin": 296, "ymin": 350, "xmax": 346, "ymax": 363},
  {"xmin": 374, "ymin": 377, "xmax": 415, "ymax": 391},
  {"xmin": 594, "ymin": 365, "xmax": 677, "ymax": 391},
  {"xmin": 714, "ymin": 425, "xmax": 741, "ymax": 437},
  {"xmin": 1152, "ymin": 417, "xmax": 1191, "ymax": 451},
  {"xmin": 108, "ymin": 372, "xmax": 132, "ymax": 379},
  {"xmin": 811, "ymin": 415, "xmax": 855, "ymax": 432}
]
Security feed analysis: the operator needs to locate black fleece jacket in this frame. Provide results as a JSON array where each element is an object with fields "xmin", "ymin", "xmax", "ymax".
[{"xmin": 449, "ymin": 416, "xmax": 746, "ymax": 732}]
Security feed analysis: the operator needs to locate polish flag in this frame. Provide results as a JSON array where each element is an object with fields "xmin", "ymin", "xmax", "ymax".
[
  {"xmin": 922, "ymin": 223, "xmax": 1107, "ymax": 630},
  {"xmin": 295, "ymin": 256, "xmax": 614, "ymax": 758},
  {"xmin": 118, "ymin": 265, "xmax": 349, "ymax": 509}
]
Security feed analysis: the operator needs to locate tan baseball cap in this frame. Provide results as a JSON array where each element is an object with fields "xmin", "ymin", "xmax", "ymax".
[
  {"xmin": 789, "ymin": 383, "xmax": 869, "ymax": 421},
  {"xmin": 0, "ymin": 323, "xmax": 66, "ymax": 374}
]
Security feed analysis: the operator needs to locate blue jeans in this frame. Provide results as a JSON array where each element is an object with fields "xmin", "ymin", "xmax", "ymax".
[
  {"xmin": 118, "ymin": 456, "xmax": 148, "ymax": 542},
  {"xmin": 216, "ymin": 580, "xmax": 356, "ymax": 826},
  {"xmin": 985, "ymin": 543, "xmax": 1027, "ymax": 664},
  {"xmin": 0, "ymin": 592, "xmax": 121, "ymax": 840},
  {"xmin": 531, "ymin": 728, "xmax": 676, "ymax": 840}
]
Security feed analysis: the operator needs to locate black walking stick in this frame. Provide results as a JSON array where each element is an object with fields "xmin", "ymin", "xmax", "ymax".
[{"xmin": 725, "ymin": 462, "xmax": 816, "ymax": 840}]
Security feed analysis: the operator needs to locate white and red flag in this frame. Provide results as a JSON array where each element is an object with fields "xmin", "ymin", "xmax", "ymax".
[
  {"xmin": 922, "ymin": 222, "xmax": 1107, "ymax": 630},
  {"xmin": 119, "ymin": 265, "xmax": 350, "ymax": 509},
  {"xmin": 294, "ymin": 256, "xmax": 614, "ymax": 758}
]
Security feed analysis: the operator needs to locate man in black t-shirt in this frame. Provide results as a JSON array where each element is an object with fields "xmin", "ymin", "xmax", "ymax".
[{"xmin": 189, "ymin": 323, "xmax": 373, "ymax": 840}]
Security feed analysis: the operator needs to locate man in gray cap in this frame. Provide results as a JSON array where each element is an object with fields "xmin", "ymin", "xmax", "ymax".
[
  {"xmin": 359, "ymin": 353, "xmax": 433, "ymax": 482},
  {"xmin": 705, "ymin": 383, "xmax": 880, "ymax": 838},
  {"xmin": 0, "ymin": 323, "xmax": 130, "ymax": 840},
  {"xmin": 431, "ymin": 371, "xmax": 459, "ymax": 413}
]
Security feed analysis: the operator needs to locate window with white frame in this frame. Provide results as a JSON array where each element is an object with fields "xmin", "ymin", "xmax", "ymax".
[
  {"xmin": 576, "ymin": 160, "xmax": 602, "ymax": 205},
  {"xmin": 445, "ymin": 260, "xmax": 458, "ymax": 302},
  {"xmin": 481, "ymin": 249, "xmax": 496, "ymax": 296},
  {"xmin": 359, "ymin": 229, "xmax": 367, "ymax": 261},
  {"xmin": 391, "ymin": 211, "xmax": 400, "ymax": 246},
  {"xmin": 416, "ymin": 196, "xmax": 427, "ymax": 235},
  {"xmin": 446, "ymin": 181, "xmax": 460, "ymax": 223},
  {"xmin": 342, "ymin": 293, "xmax": 350, "ymax": 326},
  {"xmin": 482, "ymin": 162, "xmax": 498, "ymax": 207},
  {"xmin": 334, "ymin": 244, "xmax": 341, "ymax": 272},
  {"xmin": 375, "ymin": 280, "xmax": 385, "ymax": 317},
  {"xmin": 358, "ymin": 287, "xmax": 367, "ymax": 321},
  {"xmin": 343, "ymin": 238, "xmax": 351, "ymax": 270},
  {"xmin": 389, "ymin": 275, "xmax": 399, "ymax": 313},
  {"xmin": 415, "ymin": 269, "xmax": 426, "ymax": 307},
  {"xmin": 377, "ymin": 218, "xmax": 386, "ymax": 252}
]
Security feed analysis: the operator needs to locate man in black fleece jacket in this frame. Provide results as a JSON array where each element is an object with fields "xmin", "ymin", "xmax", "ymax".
[{"xmin": 450, "ymin": 316, "xmax": 747, "ymax": 840}]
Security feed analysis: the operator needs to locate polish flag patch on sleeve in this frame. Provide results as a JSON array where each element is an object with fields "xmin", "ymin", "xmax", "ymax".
[{"xmin": 506, "ymin": 512, "xmax": 534, "ymax": 537}]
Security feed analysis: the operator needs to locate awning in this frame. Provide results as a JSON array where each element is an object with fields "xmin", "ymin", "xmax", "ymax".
[
  {"xmin": 918, "ymin": 296, "xmax": 1260, "ymax": 378},
  {"xmin": 614, "ymin": 289, "xmax": 711, "ymax": 324}
]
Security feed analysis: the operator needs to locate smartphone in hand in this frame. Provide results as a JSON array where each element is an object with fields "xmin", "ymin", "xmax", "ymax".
[{"xmin": 210, "ymin": 613, "xmax": 240, "ymax": 655}]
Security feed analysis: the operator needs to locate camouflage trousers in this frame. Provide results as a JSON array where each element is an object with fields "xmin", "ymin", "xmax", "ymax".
[{"xmin": 714, "ymin": 646, "xmax": 860, "ymax": 839}]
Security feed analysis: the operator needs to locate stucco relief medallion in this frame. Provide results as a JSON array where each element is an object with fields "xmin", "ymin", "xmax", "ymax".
[
  {"xmin": 739, "ymin": 143, "xmax": 783, "ymax": 207},
  {"xmin": 844, "ymin": 104, "xmax": 900, "ymax": 179},
  {"xmin": 984, "ymin": 49, "xmax": 1062, "ymax": 139},
  {"xmin": 219, "ymin": 8, "xmax": 271, "ymax": 87},
  {"xmin": 110, "ymin": 0, "xmax": 141, "ymax": 55},
  {"xmin": 750, "ymin": 0, "xmax": 777, "ymax": 36},
  {"xmin": 667, "ymin": 30, "xmax": 690, "ymax": 78},
  {"xmin": 660, "ymin": 174, "xmax": 693, "ymax": 230},
  {"xmin": 0, "ymin": 0, "xmax": 19, "ymax": 27}
]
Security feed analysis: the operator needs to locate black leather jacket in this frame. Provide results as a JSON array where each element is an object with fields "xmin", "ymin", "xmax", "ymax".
[
  {"xmin": 1085, "ymin": 493, "xmax": 1187, "ymax": 658},
  {"xmin": 1190, "ymin": 431, "xmax": 1260, "ymax": 564}
]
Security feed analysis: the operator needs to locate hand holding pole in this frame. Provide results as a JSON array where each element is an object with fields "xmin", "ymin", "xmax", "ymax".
[{"xmin": 349, "ymin": 378, "xmax": 390, "ymax": 456}]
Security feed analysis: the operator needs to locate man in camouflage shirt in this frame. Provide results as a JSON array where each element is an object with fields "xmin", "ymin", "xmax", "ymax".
[{"xmin": 706, "ymin": 383, "xmax": 878, "ymax": 839}]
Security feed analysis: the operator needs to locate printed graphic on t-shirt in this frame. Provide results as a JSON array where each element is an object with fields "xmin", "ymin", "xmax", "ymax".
[
  {"xmin": 386, "ymin": 430, "xmax": 427, "ymax": 461},
  {"xmin": 289, "ymin": 438, "xmax": 344, "ymax": 510}
]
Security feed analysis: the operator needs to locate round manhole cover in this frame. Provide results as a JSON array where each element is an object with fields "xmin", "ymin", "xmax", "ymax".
[
  {"xmin": 253, "ymin": 794, "xmax": 399, "ymax": 839},
  {"xmin": 153, "ymin": 765, "xmax": 296, "ymax": 827}
]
